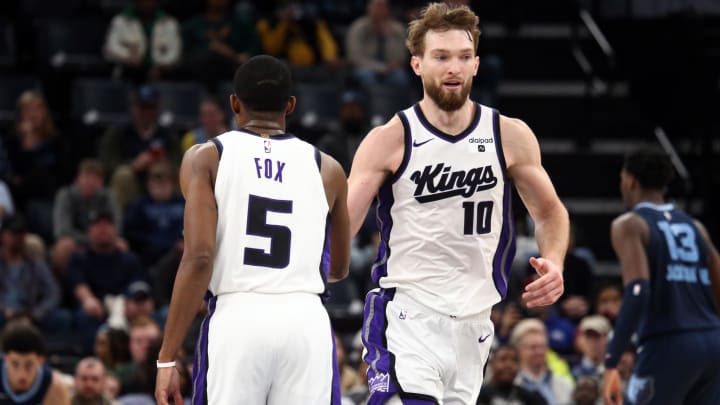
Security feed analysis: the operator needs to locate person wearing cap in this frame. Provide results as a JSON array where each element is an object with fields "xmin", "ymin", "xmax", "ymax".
[
  {"xmin": 155, "ymin": 55, "xmax": 350, "ymax": 405},
  {"xmin": 123, "ymin": 161, "xmax": 184, "ymax": 267},
  {"xmin": 98, "ymin": 84, "xmax": 181, "ymax": 211},
  {"xmin": 572, "ymin": 315, "xmax": 611, "ymax": 382},
  {"xmin": 51, "ymin": 159, "xmax": 124, "ymax": 274},
  {"xmin": 0, "ymin": 215, "xmax": 71, "ymax": 335},
  {"xmin": 512, "ymin": 319, "xmax": 573, "ymax": 405},
  {"xmin": 67, "ymin": 210, "xmax": 147, "ymax": 353},
  {"xmin": 103, "ymin": 0, "xmax": 181, "ymax": 82}
]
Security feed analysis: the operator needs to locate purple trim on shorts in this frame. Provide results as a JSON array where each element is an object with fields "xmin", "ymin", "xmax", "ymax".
[
  {"xmin": 319, "ymin": 215, "xmax": 331, "ymax": 300},
  {"xmin": 363, "ymin": 289, "xmax": 398, "ymax": 405},
  {"xmin": 371, "ymin": 182, "xmax": 395, "ymax": 284},
  {"xmin": 329, "ymin": 320, "xmax": 341, "ymax": 405},
  {"xmin": 191, "ymin": 293, "xmax": 218, "ymax": 405}
]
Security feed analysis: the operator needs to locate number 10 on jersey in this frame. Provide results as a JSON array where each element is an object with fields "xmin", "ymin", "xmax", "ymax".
[{"xmin": 462, "ymin": 201, "xmax": 493, "ymax": 235}]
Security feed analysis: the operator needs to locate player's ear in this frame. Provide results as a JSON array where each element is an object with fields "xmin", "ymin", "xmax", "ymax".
[
  {"xmin": 410, "ymin": 55, "xmax": 422, "ymax": 76},
  {"xmin": 230, "ymin": 94, "xmax": 242, "ymax": 116},
  {"xmin": 285, "ymin": 96, "xmax": 296, "ymax": 115}
]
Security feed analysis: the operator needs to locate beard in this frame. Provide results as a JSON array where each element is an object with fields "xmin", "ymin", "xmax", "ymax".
[{"xmin": 424, "ymin": 77, "xmax": 472, "ymax": 111}]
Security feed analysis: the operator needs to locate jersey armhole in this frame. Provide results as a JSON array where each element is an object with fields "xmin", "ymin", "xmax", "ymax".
[
  {"xmin": 390, "ymin": 111, "xmax": 412, "ymax": 184},
  {"xmin": 314, "ymin": 147, "xmax": 321, "ymax": 171},
  {"xmin": 492, "ymin": 109, "xmax": 509, "ymax": 183},
  {"xmin": 210, "ymin": 138, "xmax": 223, "ymax": 160}
]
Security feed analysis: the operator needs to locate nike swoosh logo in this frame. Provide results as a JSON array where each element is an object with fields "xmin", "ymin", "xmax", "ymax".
[
  {"xmin": 412, "ymin": 138, "xmax": 433, "ymax": 147},
  {"xmin": 478, "ymin": 334, "xmax": 491, "ymax": 343}
]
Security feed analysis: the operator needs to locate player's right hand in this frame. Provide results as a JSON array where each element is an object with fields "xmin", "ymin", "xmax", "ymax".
[
  {"xmin": 155, "ymin": 366, "xmax": 183, "ymax": 405},
  {"xmin": 603, "ymin": 368, "xmax": 623, "ymax": 405}
]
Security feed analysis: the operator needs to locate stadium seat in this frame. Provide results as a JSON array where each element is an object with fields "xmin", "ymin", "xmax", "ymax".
[
  {"xmin": 0, "ymin": 19, "xmax": 15, "ymax": 69},
  {"xmin": 154, "ymin": 81, "xmax": 206, "ymax": 130},
  {"xmin": 365, "ymin": 84, "xmax": 414, "ymax": 126},
  {"xmin": 35, "ymin": 18, "xmax": 109, "ymax": 72},
  {"xmin": 289, "ymin": 83, "xmax": 342, "ymax": 132},
  {"xmin": 0, "ymin": 76, "xmax": 42, "ymax": 125},
  {"xmin": 71, "ymin": 79, "xmax": 131, "ymax": 126}
]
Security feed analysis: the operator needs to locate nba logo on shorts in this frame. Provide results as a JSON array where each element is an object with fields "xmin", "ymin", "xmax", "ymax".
[
  {"xmin": 399, "ymin": 309, "xmax": 407, "ymax": 320},
  {"xmin": 264, "ymin": 140, "xmax": 271, "ymax": 153},
  {"xmin": 369, "ymin": 373, "xmax": 390, "ymax": 393}
]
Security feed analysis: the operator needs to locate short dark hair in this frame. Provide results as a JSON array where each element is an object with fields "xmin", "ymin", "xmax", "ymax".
[
  {"xmin": 623, "ymin": 147, "xmax": 675, "ymax": 190},
  {"xmin": 2, "ymin": 321, "xmax": 46, "ymax": 356},
  {"xmin": 233, "ymin": 55, "xmax": 292, "ymax": 112}
]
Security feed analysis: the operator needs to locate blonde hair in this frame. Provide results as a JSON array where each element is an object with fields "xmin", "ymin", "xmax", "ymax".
[
  {"xmin": 406, "ymin": 2, "xmax": 481, "ymax": 56},
  {"xmin": 16, "ymin": 90, "xmax": 57, "ymax": 140}
]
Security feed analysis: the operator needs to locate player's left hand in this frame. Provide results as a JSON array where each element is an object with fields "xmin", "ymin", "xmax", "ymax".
[
  {"xmin": 155, "ymin": 366, "xmax": 183, "ymax": 405},
  {"xmin": 603, "ymin": 368, "xmax": 623, "ymax": 405},
  {"xmin": 522, "ymin": 257, "xmax": 564, "ymax": 307}
]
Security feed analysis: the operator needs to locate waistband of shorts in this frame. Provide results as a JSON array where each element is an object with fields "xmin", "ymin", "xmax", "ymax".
[{"xmin": 389, "ymin": 288, "xmax": 491, "ymax": 321}]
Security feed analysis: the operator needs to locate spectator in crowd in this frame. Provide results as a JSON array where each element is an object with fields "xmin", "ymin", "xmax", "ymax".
[
  {"xmin": 0, "ymin": 215, "xmax": 70, "ymax": 335},
  {"xmin": 592, "ymin": 281, "xmax": 623, "ymax": 324},
  {"xmin": 0, "ymin": 320, "xmax": 70, "ymax": 404},
  {"xmin": 5, "ymin": 90, "xmax": 66, "ymax": 242},
  {"xmin": 0, "ymin": 179, "xmax": 14, "ymax": 222},
  {"xmin": 68, "ymin": 211, "xmax": 146, "ymax": 352},
  {"xmin": 512, "ymin": 319, "xmax": 573, "ymax": 405},
  {"xmin": 477, "ymin": 345, "xmax": 548, "ymax": 405},
  {"xmin": 123, "ymin": 280, "xmax": 164, "ymax": 329},
  {"xmin": 104, "ymin": 374, "xmax": 121, "ymax": 400},
  {"xmin": 572, "ymin": 376, "xmax": 600, "ymax": 405},
  {"xmin": 256, "ymin": 1, "xmax": 340, "ymax": 67},
  {"xmin": 180, "ymin": 97, "xmax": 229, "ymax": 153},
  {"xmin": 98, "ymin": 85, "xmax": 181, "ymax": 211},
  {"xmin": 51, "ymin": 159, "xmax": 123, "ymax": 274},
  {"xmin": 346, "ymin": 0, "xmax": 409, "ymax": 87},
  {"xmin": 123, "ymin": 162, "xmax": 184, "ymax": 266},
  {"xmin": 103, "ymin": 0, "xmax": 182, "ymax": 82},
  {"xmin": 572, "ymin": 315, "xmax": 611, "ymax": 382},
  {"xmin": 335, "ymin": 334, "xmax": 364, "ymax": 394},
  {"xmin": 115, "ymin": 317, "xmax": 162, "ymax": 395},
  {"xmin": 555, "ymin": 225, "xmax": 596, "ymax": 324},
  {"xmin": 182, "ymin": 0, "xmax": 260, "ymax": 85},
  {"xmin": 94, "ymin": 327, "xmax": 131, "ymax": 373},
  {"xmin": 71, "ymin": 357, "xmax": 120, "ymax": 405},
  {"xmin": 316, "ymin": 90, "xmax": 370, "ymax": 174}
]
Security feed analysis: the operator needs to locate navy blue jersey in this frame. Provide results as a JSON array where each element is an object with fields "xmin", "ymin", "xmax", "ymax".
[
  {"xmin": 0, "ymin": 356, "xmax": 52, "ymax": 404},
  {"xmin": 633, "ymin": 203, "xmax": 720, "ymax": 341}
]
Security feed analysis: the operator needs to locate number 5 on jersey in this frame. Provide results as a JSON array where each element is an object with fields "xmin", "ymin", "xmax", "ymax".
[{"xmin": 244, "ymin": 194, "xmax": 293, "ymax": 269}]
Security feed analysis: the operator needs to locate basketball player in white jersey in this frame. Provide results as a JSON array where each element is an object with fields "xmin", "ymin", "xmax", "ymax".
[
  {"xmin": 347, "ymin": 4, "xmax": 569, "ymax": 404},
  {"xmin": 155, "ymin": 55, "xmax": 350, "ymax": 405}
]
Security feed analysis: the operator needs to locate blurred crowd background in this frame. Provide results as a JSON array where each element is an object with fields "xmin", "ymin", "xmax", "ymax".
[{"xmin": 0, "ymin": 0, "xmax": 718, "ymax": 403}]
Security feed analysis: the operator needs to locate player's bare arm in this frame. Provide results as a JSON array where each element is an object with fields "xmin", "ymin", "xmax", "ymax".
[
  {"xmin": 603, "ymin": 213, "xmax": 650, "ymax": 405},
  {"xmin": 44, "ymin": 371, "xmax": 70, "ymax": 405},
  {"xmin": 694, "ymin": 220, "xmax": 720, "ymax": 314},
  {"xmin": 501, "ymin": 116, "xmax": 569, "ymax": 307},
  {"xmin": 156, "ymin": 142, "xmax": 219, "ymax": 405},
  {"xmin": 347, "ymin": 116, "xmax": 404, "ymax": 237},
  {"xmin": 320, "ymin": 152, "xmax": 351, "ymax": 281}
]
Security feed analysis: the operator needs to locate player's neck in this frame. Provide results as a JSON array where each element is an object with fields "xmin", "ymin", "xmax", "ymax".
[
  {"xmin": 241, "ymin": 119, "xmax": 286, "ymax": 137},
  {"xmin": 636, "ymin": 191, "xmax": 665, "ymax": 207},
  {"xmin": 418, "ymin": 98, "xmax": 475, "ymax": 136}
]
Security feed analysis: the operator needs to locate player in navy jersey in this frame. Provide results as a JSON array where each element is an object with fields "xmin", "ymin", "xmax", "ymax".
[
  {"xmin": 347, "ymin": 3, "xmax": 569, "ymax": 404},
  {"xmin": 155, "ymin": 55, "xmax": 350, "ymax": 405},
  {"xmin": 0, "ymin": 321, "xmax": 69, "ymax": 405},
  {"xmin": 603, "ymin": 148, "xmax": 720, "ymax": 405}
]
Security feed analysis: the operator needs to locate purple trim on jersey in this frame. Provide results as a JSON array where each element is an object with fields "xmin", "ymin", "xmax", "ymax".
[
  {"xmin": 490, "ymin": 108, "xmax": 516, "ymax": 298},
  {"xmin": 319, "ymin": 215, "xmax": 331, "ymax": 300},
  {"xmin": 329, "ymin": 319, "xmax": 342, "ymax": 405},
  {"xmin": 371, "ymin": 181, "xmax": 396, "ymax": 284},
  {"xmin": 412, "ymin": 102, "xmax": 481, "ymax": 143},
  {"xmin": 192, "ymin": 293, "xmax": 218, "ymax": 405},
  {"xmin": 209, "ymin": 138, "xmax": 223, "ymax": 160},
  {"xmin": 390, "ymin": 111, "xmax": 413, "ymax": 184}
]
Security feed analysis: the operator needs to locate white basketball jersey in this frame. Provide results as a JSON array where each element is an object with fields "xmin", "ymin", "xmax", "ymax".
[
  {"xmin": 208, "ymin": 130, "xmax": 330, "ymax": 296},
  {"xmin": 373, "ymin": 103, "xmax": 516, "ymax": 317}
]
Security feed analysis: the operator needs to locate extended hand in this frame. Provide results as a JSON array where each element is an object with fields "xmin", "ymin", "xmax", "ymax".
[
  {"xmin": 155, "ymin": 366, "xmax": 183, "ymax": 405},
  {"xmin": 522, "ymin": 257, "xmax": 564, "ymax": 307},
  {"xmin": 603, "ymin": 368, "xmax": 623, "ymax": 405}
]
